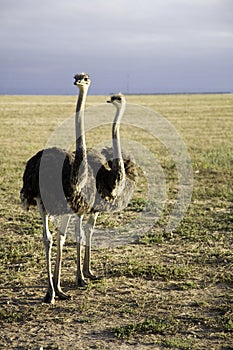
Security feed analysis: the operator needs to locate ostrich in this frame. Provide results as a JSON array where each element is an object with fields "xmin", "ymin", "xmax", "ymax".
[
  {"xmin": 20, "ymin": 73, "xmax": 95, "ymax": 304},
  {"xmin": 79, "ymin": 93, "xmax": 138, "ymax": 286},
  {"xmin": 93, "ymin": 94, "xmax": 138, "ymax": 211}
]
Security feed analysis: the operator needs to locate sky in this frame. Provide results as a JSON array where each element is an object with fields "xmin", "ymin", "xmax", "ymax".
[{"xmin": 1, "ymin": 0, "xmax": 233, "ymax": 94}]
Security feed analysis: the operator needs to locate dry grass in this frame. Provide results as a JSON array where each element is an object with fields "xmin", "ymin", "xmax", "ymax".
[{"xmin": 0, "ymin": 94, "xmax": 232, "ymax": 349}]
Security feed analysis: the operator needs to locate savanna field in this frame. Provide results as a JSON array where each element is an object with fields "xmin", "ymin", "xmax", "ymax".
[{"xmin": 0, "ymin": 94, "xmax": 232, "ymax": 349}]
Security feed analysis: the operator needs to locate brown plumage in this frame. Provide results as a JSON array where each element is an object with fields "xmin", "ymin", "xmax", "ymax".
[{"xmin": 89, "ymin": 146, "xmax": 138, "ymax": 212}]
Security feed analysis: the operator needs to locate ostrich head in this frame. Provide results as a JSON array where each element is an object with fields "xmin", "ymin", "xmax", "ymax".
[
  {"xmin": 107, "ymin": 93, "xmax": 126, "ymax": 126},
  {"xmin": 107, "ymin": 93, "xmax": 125, "ymax": 107},
  {"xmin": 73, "ymin": 73, "xmax": 91, "ymax": 88}
]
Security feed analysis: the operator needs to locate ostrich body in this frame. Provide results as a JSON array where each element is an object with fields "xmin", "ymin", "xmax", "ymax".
[
  {"xmin": 20, "ymin": 73, "xmax": 95, "ymax": 303},
  {"xmin": 80, "ymin": 94, "xmax": 138, "ymax": 286}
]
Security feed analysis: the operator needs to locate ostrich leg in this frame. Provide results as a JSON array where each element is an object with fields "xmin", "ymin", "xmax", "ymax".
[
  {"xmin": 53, "ymin": 215, "xmax": 71, "ymax": 300},
  {"xmin": 36, "ymin": 199, "xmax": 55, "ymax": 304},
  {"xmin": 75, "ymin": 215, "xmax": 87, "ymax": 286},
  {"xmin": 83, "ymin": 213, "xmax": 99, "ymax": 280}
]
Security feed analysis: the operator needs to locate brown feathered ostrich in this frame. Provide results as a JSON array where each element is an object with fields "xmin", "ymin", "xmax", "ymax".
[
  {"xmin": 20, "ymin": 73, "xmax": 95, "ymax": 304},
  {"xmin": 79, "ymin": 93, "xmax": 138, "ymax": 286}
]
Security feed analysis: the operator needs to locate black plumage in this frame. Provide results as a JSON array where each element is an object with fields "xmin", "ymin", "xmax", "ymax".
[{"xmin": 20, "ymin": 147, "xmax": 95, "ymax": 215}]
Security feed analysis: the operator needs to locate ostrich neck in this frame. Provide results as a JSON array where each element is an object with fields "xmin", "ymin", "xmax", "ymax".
[
  {"xmin": 73, "ymin": 87, "xmax": 88, "ymax": 188},
  {"xmin": 112, "ymin": 103, "xmax": 126, "ymax": 179},
  {"xmin": 75, "ymin": 88, "xmax": 87, "ymax": 152}
]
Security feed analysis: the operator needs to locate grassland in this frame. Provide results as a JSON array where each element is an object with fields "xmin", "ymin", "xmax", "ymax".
[{"xmin": 0, "ymin": 94, "xmax": 232, "ymax": 349}]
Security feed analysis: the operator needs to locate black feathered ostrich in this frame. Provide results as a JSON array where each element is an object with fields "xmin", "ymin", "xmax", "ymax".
[
  {"xmin": 80, "ymin": 93, "xmax": 138, "ymax": 286},
  {"xmin": 20, "ymin": 73, "xmax": 95, "ymax": 304}
]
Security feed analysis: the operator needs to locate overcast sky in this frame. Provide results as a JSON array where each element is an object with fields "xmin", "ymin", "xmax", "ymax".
[{"xmin": 1, "ymin": 0, "xmax": 233, "ymax": 94}]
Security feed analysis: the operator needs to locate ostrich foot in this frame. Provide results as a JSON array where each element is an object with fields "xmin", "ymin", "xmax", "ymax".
[
  {"xmin": 43, "ymin": 289, "xmax": 55, "ymax": 304},
  {"xmin": 55, "ymin": 288, "xmax": 71, "ymax": 300},
  {"xmin": 83, "ymin": 270, "xmax": 99, "ymax": 280},
  {"xmin": 76, "ymin": 276, "xmax": 88, "ymax": 287}
]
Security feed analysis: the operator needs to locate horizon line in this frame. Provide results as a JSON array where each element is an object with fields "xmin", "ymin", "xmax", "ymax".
[{"xmin": 0, "ymin": 91, "xmax": 232, "ymax": 96}]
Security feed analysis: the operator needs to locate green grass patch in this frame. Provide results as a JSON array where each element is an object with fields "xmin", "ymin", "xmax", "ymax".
[
  {"xmin": 161, "ymin": 337, "xmax": 196, "ymax": 349},
  {"xmin": 0, "ymin": 307, "xmax": 35, "ymax": 323},
  {"xmin": 109, "ymin": 259, "xmax": 190, "ymax": 281},
  {"xmin": 113, "ymin": 317, "xmax": 177, "ymax": 338}
]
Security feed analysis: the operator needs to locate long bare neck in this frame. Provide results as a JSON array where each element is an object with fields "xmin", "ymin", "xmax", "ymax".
[
  {"xmin": 73, "ymin": 86, "xmax": 88, "ymax": 188},
  {"xmin": 75, "ymin": 87, "xmax": 87, "ymax": 153},
  {"xmin": 112, "ymin": 101, "xmax": 126, "ymax": 181}
]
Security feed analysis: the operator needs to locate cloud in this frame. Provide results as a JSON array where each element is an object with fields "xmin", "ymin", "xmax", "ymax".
[
  {"xmin": 2, "ymin": 0, "xmax": 232, "ymax": 52},
  {"xmin": 0, "ymin": 0, "xmax": 233, "ymax": 93}
]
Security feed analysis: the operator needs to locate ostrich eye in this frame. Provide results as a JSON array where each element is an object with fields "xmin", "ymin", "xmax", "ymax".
[{"xmin": 84, "ymin": 77, "xmax": 88, "ymax": 81}]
